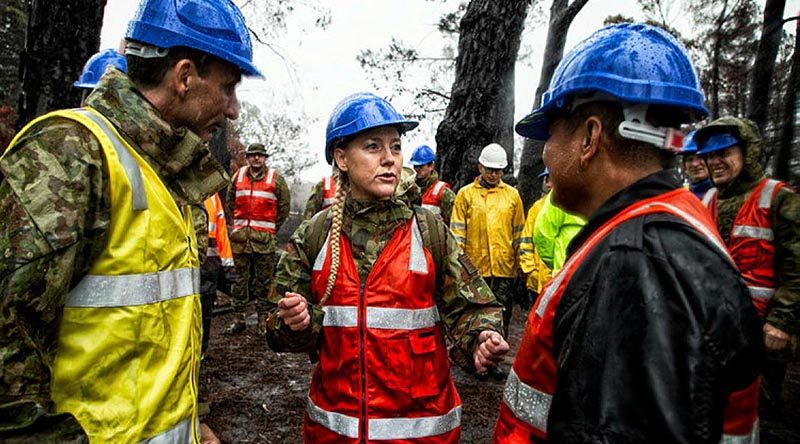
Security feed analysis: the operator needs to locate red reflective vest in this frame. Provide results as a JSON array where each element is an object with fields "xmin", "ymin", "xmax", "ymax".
[
  {"xmin": 306, "ymin": 217, "xmax": 461, "ymax": 443},
  {"xmin": 421, "ymin": 180, "xmax": 451, "ymax": 215},
  {"xmin": 321, "ymin": 175, "xmax": 336, "ymax": 210},
  {"xmin": 702, "ymin": 178, "xmax": 789, "ymax": 318},
  {"xmin": 493, "ymin": 188, "xmax": 756, "ymax": 443},
  {"xmin": 232, "ymin": 166, "xmax": 278, "ymax": 234}
]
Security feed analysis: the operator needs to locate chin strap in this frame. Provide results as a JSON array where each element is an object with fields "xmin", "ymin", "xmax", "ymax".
[
  {"xmin": 617, "ymin": 104, "xmax": 685, "ymax": 153},
  {"xmin": 125, "ymin": 41, "xmax": 169, "ymax": 59}
]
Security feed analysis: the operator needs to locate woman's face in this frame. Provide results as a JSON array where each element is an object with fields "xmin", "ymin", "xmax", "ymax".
[{"xmin": 334, "ymin": 126, "xmax": 402, "ymax": 200}]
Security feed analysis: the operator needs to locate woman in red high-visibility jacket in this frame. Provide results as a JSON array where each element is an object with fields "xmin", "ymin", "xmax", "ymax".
[{"xmin": 265, "ymin": 93, "xmax": 509, "ymax": 443}]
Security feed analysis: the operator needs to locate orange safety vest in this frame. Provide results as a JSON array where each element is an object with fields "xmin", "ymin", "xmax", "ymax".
[
  {"xmin": 204, "ymin": 193, "xmax": 233, "ymax": 267},
  {"xmin": 232, "ymin": 166, "xmax": 278, "ymax": 234},
  {"xmin": 421, "ymin": 180, "xmax": 451, "ymax": 216},
  {"xmin": 306, "ymin": 217, "xmax": 461, "ymax": 443},
  {"xmin": 494, "ymin": 188, "xmax": 757, "ymax": 443},
  {"xmin": 321, "ymin": 176, "xmax": 336, "ymax": 210},
  {"xmin": 702, "ymin": 178, "xmax": 789, "ymax": 318}
]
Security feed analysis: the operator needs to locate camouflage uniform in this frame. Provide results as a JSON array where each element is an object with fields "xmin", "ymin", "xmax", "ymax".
[
  {"xmin": 703, "ymin": 117, "xmax": 800, "ymax": 412},
  {"xmin": 416, "ymin": 170, "xmax": 456, "ymax": 225},
  {"xmin": 303, "ymin": 178, "xmax": 327, "ymax": 220},
  {"xmin": 225, "ymin": 168, "xmax": 290, "ymax": 314},
  {"xmin": 0, "ymin": 69, "xmax": 228, "ymax": 440},
  {"xmin": 265, "ymin": 180, "xmax": 504, "ymax": 371}
]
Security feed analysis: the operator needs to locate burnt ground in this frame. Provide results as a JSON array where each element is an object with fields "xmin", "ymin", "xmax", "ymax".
[{"xmin": 200, "ymin": 302, "xmax": 800, "ymax": 444}]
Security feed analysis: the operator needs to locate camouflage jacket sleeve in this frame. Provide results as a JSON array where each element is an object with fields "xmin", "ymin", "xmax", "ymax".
[
  {"xmin": 0, "ymin": 117, "xmax": 110, "ymax": 439},
  {"xmin": 224, "ymin": 172, "xmax": 237, "ymax": 227},
  {"xmin": 192, "ymin": 204, "xmax": 209, "ymax": 265},
  {"xmin": 264, "ymin": 216, "xmax": 325, "ymax": 354},
  {"xmin": 303, "ymin": 181, "xmax": 324, "ymax": 220},
  {"xmin": 440, "ymin": 186, "xmax": 456, "ymax": 226},
  {"xmin": 274, "ymin": 171, "xmax": 291, "ymax": 230},
  {"xmin": 432, "ymin": 217, "xmax": 504, "ymax": 371},
  {"xmin": 766, "ymin": 188, "xmax": 800, "ymax": 334}
]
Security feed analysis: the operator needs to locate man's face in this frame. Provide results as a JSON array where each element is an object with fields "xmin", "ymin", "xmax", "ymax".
[
  {"xmin": 542, "ymin": 117, "xmax": 583, "ymax": 213},
  {"xmin": 414, "ymin": 162, "xmax": 435, "ymax": 181},
  {"xmin": 478, "ymin": 164, "xmax": 502, "ymax": 185},
  {"xmin": 246, "ymin": 153, "xmax": 266, "ymax": 170},
  {"xmin": 682, "ymin": 154, "xmax": 708, "ymax": 183},
  {"xmin": 704, "ymin": 145, "xmax": 744, "ymax": 187},
  {"xmin": 180, "ymin": 59, "xmax": 242, "ymax": 142}
]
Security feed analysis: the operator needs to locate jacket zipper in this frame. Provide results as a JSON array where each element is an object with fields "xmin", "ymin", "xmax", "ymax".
[{"xmin": 359, "ymin": 282, "xmax": 367, "ymax": 443}]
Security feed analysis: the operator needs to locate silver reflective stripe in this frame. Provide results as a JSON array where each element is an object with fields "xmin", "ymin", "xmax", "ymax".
[
  {"xmin": 453, "ymin": 235, "xmax": 466, "ymax": 245},
  {"xmin": 138, "ymin": 418, "xmax": 193, "ymax": 444},
  {"xmin": 518, "ymin": 236, "xmax": 533, "ymax": 245},
  {"xmin": 322, "ymin": 305, "xmax": 358, "ymax": 327},
  {"xmin": 208, "ymin": 222, "xmax": 217, "ymax": 232},
  {"xmin": 702, "ymin": 188, "xmax": 718, "ymax": 207},
  {"xmin": 369, "ymin": 405, "xmax": 461, "ymax": 440},
  {"xmin": 432, "ymin": 181, "xmax": 446, "ymax": 196},
  {"xmin": 234, "ymin": 219, "xmax": 276, "ymax": 230},
  {"xmin": 252, "ymin": 190, "xmax": 277, "ymax": 200},
  {"xmin": 322, "ymin": 197, "xmax": 336, "ymax": 207},
  {"xmin": 451, "ymin": 222, "xmax": 466, "ymax": 231},
  {"xmin": 313, "ymin": 230, "xmax": 331, "ymax": 271},
  {"xmin": 421, "ymin": 204, "xmax": 441, "ymax": 215},
  {"xmin": 323, "ymin": 176, "xmax": 333, "ymax": 190},
  {"xmin": 748, "ymin": 286, "xmax": 775, "ymax": 299},
  {"xmin": 733, "ymin": 225, "xmax": 774, "ymax": 241},
  {"xmin": 502, "ymin": 368, "xmax": 551, "ymax": 433},
  {"xmin": 207, "ymin": 246, "xmax": 219, "ymax": 257},
  {"xmin": 266, "ymin": 168, "xmax": 276, "ymax": 184},
  {"xmin": 759, "ymin": 180, "xmax": 779, "ymax": 209},
  {"xmin": 409, "ymin": 217, "xmax": 429, "ymax": 273},
  {"xmin": 236, "ymin": 166, "xmax": 248, "ymax": 183},
  {"xmin": 367, "ymin": 306, "xmax": 440, "ymax": 330},
  {"xmin": 720, "ymin": 420, "xmax": 759, "ymax": 444},
  {"xmin": 67, "ymin": 267, "xmax": 200, "ymax": 307},
  {"xmin": 221, "ymin": 257, "xmax": 234, "ymax": 267},
  {"xmin": 75, "ymin": 109, "xmax": 148, "ymax": 211},
  {"xmin": 307, "ymin": 397, "xmax": 359, "ymax": 439},
  {"xmin": 535, "ymin": 269, "xmax": 567, "ymax": 317}
]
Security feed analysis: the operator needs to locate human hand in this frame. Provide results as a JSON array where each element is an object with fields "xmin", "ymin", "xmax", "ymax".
[
  {"xmin": 200, "ymin": 422, "xmax": 220, "ymax": 444},
  {"xmin": 764, "ymin": 322, "xmax": 790, "ymax": 351},
  {"xmin": 473, "ymin": 330, "xmax": 510, "ymax": 373},
  {"xmin": 278, "ymin": 292, "xmax": 311, "ymax": 331}
]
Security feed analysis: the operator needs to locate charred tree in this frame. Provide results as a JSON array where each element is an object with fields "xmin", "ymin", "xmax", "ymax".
[
  {"xmin": 435, "ymin": 0, "xmax": 529, "ymax": 190},
  {"xmin": 746, "ymin": 0, "xmax": 786, "ymax": 132},
  {"xmin": 16, "ymin": 0, "xmax": 106, "ymax": 128},
  {"xmin": 516, "ymin": 0, "xmax": 589, "ymax": 209},
  {"xmin": 775, "ymin": 16, "xmax": 799, "ymax": 185},
  {"xmin": 0, "ymin": 0, "xmax": 26, "ymax": 109}
]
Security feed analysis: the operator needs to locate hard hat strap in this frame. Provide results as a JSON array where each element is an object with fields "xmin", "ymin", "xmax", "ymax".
[
  {"xmin": 125, "ymin": 42, "xmax": 170, "ymax": 59},
  {"xmin": 617, "ymin": 104, "xmax": 684, "ymax": 153}
]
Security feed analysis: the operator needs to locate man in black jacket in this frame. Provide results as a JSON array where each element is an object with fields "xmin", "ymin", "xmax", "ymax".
[{"xmin": 494, "ymin": 24, "xmax": 763, "ymax": 444}]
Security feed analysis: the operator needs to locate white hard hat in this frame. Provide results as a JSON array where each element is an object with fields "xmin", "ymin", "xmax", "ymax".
[{"xmin": 478, "ymin": 143, "xmax": 508, "ymax": 169}]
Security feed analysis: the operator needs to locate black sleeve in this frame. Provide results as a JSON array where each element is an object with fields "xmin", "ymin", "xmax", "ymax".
[{"xmin": 548, "ymin": 217, "xmax": 763, "ymax": 444}]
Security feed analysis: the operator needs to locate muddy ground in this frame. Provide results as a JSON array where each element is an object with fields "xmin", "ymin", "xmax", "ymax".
[{"xmin": 200, "ymin": 304, "xmax": 800, "ymax": 443}]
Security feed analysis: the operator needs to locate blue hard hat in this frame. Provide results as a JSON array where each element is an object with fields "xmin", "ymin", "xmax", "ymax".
[
  {"xmin": 537, "ymin": 167, "xmax": 550, "ymax": 178},
  {"xmin": 409, "ymin": 145, "xmax": 436, "ymax": 166},
  {"xmin": 682, "ymin": 131, "xmax": 698, "ymax": 154},
  {"xmin": 696, "ymin": 132, "xmax": 740, "ymax": 155},
  {"xmin": 325, "ymin": 92, "xmax": 418, "ymax": 165},
  {"xmin": 126, "ymin": 0, "xmax": 262, "ymax": 77},
  {"xmin": 516, "ymin": 23, "xmax": 708, "ymax": 141},
  {"xmin": 74, "ymin": 49, "xmax": 127, "ymax": 89}
]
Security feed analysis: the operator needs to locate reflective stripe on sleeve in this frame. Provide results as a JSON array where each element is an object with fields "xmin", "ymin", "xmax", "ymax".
[
  {"xmin": 502, "ymin": 368, "xmax": 551, "ymax": 433},
  {"xmin": 451, "ymin": 222, "xmax": 466, "ymax": 231},
  {"xmin": 409, "ymin": 217, "xmax": 429, "ymax": 274},
  {"xmin": 453, "ymin": 235, "xmax": 466, "ymax": 245},
  {"xmin": 748, "ymin": 286, "xmax": 775, "ymax": 299},
  {"xmin": 759, "ymin": 180, "xmax": 779, "ymax": 209},
  {"xmin": 138, "ymin": 417, "xmax": 193, "ymax": 444},
  {"xmin": 67, "ymin": 267, "xmax": 201, "ymax": 307},
  {"xmin": 732, "ymin": 225, "xmax": 774, "ymax": 241},
  {"xmin": 368, "ymin": 405, "xmax": 461, "ymax": 440},
  {"xmin": 421, "ymin": 204, "xmax": 441, "ymax": 215},
  {"xmin": 720, "ymin": 421, "xmax": 759, "ymax": 444},
  {"xmin": 75, "ymin": 109, "xmax": 148, "ymax": 211},
  {"xmin": 322, "ymin": 306, "xmax": 440, "ymax": 330}
]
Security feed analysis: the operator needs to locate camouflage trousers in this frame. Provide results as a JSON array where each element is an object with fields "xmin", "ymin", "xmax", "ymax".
[
  {"xmin": 231, "ymin": 252, "xmax": 275, "ymax": 313},
  {"xmin": 486, "ymin": 277, "xmax": 516, "ymax": 338}
]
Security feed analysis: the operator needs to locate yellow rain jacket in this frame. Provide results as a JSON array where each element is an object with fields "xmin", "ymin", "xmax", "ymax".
[
  {"xmin": 14, "ymin": 108, "xmax": 203, "ymax": 443},
  {"xmin": 519, "ymin": 194, "xmax": 552, "ymax": 293},
  {"xmin": 451, "ymin": 178, "xmax": 525, "ymax": 278}
]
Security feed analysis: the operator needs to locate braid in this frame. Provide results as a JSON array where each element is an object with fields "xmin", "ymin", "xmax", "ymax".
[{"xmin": 319, "ymin": 167, "xmax": 348, "ymax": 306}]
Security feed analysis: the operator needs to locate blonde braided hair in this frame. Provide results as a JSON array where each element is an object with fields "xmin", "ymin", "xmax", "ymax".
[{"xmin": 318, "ymin": 166, "xmax": 348, "ymax": 306}]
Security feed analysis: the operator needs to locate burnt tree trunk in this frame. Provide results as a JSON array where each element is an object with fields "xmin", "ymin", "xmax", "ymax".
[
  {"xmin": 0, "ymin": 0, "xmax": 26, "ymax": 108},
  {"xmin": 774, "ymin": 16, "xmax": 799, "ymax": 185},
  {"xmin": 16, "ymin": 0, "xmax": 106, "ymax": 128},
  {"xmin": 516, "ymin": 0, "xmax": 589, "ymax": 209},
  {"xmin": 747, "ymin": 0, "xmax": 786, "ymax": 132},
  {"xmin": 435, "ymin": 0, "xmax": 529, "ymax": 190}
]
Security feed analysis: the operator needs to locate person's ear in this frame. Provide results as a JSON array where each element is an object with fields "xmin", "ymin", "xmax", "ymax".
[
  {"xmin": 333, "ymin": 147, "xmax": 349, "ymax": 172},
  {"xmin": 169, "ymin": 59, "xmax": 195, "ymax": 99},
  {"xmin": 579, "ymin": 116, "xmax": 603, "ymax": 170}
]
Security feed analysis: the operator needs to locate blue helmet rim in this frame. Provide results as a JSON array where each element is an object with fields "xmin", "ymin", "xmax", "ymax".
[{"xmin": 325, "ymin": 120, "xmax": 418, "ymax": 165}]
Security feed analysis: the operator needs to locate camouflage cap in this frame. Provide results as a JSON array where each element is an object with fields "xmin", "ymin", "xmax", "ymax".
[{"xmin": 245, "ymin": 143, "xmax": 268, "ymax": 156}]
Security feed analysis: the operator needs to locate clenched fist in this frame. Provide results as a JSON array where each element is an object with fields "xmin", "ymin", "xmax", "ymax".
[
  {"xmin": 473, "ymin": 330, "xmax": 510, "ymax": 373},
  {"xmin": 278, "ymin": 292, "xmax": 311, "ymax": 331}
]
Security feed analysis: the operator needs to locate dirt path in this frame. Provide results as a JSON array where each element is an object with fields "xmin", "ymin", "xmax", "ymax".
[{"xmin": 200, "ymin": 306, "xmax": 800, "ymax": 443}]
